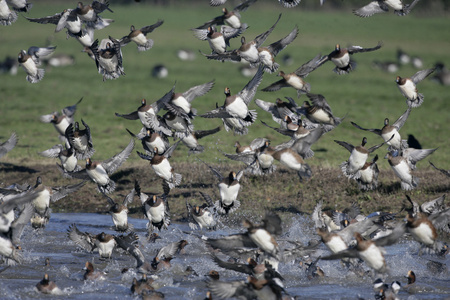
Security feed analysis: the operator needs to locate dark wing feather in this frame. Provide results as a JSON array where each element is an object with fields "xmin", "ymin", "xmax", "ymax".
[
  {"xmin": 351, "ymin": 122, "xmax": 382, "ymax": 135},
  {"xmin": 253, "ymin": 13, "xmax": 281, "ymax": 48},
  {"xmin": 334, "ymin": 140, "xmax": 355, "ymax": 153},
  {"xmin": 347, "ymin": 41, "xmax": 383, "ymax": 54},
  {"xmin": 194, "ymin": 127, "xmax": 221, "ymax": 140},
  {"xmin": 140, "ymin": 19, "xmax": 164, "ymax": 34}
]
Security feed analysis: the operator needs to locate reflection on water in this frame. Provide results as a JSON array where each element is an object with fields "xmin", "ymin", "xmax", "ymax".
[{"xmin": 0, "ymin": 213, "xmax": 449, "ymax": 299}]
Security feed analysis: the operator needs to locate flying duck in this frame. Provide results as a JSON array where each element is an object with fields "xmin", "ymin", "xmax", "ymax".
[
  {"xmin": 186, "ymin": 191, "xmax": 217, "ymax": 230},
  {"xmin": 39, "ymin": 144, "xmax": 79, "ymax": 177},
  {"xmin": 165, "ymin": 80, "xmax": 215, "ymax": 120},
  {"xmin": 67, "ymin": 224, "xmax": 135, "ymax": 259},
  {"xmin": 384, "ymin": 147, "xmax": 437, "ymax": 190},
  {"xmin": 89, "ymin": 36, "xmax": 124, "ymax": 81},
  {"xmin": 255, "ymin": 97, "xmax": 299, "ymax": 127},
  {"xmin": 221, "ymin": 139, "xmax": 278, "ymax": 176},
  {"xmin": 261, "ymin": 119, "xmax": 325, "ymax": 160},
  {"xmin": 202, "ymin": 14, "xmax": 281, "ymax": 67},
  {"xmin": 295, "ymin": 93, "xmax": 344, "ymax": 132},
  {"xmin": 18, "ymin": 46, "xmax": 56, "ymax": 83},
  {"xmin": 136, "ymin": 180, "xmax": 170, "ymax": 232},
  {"xmin": 351, "ymin": 107, "xmax": 412, "ymax": 150},
  {"xmin": 102, "ymin": 186, "xmax": 135, "ymax": 232},
  {"xmin": 201, "ymin": 66, "xmax": 264, "ymax": 135},
  {"xmin": 395, "ymin": 68, "xmax": 435, "ymax": 108},
  {"xmin": 28, "ymin": 176, "xmax": 86, "ymax": 228},
  {"xmin": 317, "ymin": 41, "xmax": 383, "ymax": 74},
  {"xmin": 40, "ymin": 97, "xmax": 82, "ymax": 138},
  {"xmin": 335, "ymin": 136, "xmax": 391, "ymax": 179},
  {"xmin": 355, "ymin": 154, "xmax": 380, "ymax": 190},
  {"xmin": 70, "ymin": 139, "xmax": 135, "ymax": 194},
  {"xmin": 353, "ymin": 0, "xmax": 421, "ymax": 17},
  {"xmin": 200, "ymin": 158, "xmax": 244, "ymax": 214},
  {"xmin": 0, "ymin": 0, "xmax": 18, "ymax": 26},
  {"xmin": 115, "ymin": 84, "xmax": 175, "ymax": 134},
  {"xmin": 321, "ymin": 228, "xmax": 404, "ymax": 274},
  {"xmin": 162, "ymin": 110, "xmax": 194, "ymax": 139},
  {"xmin": 74, "ymin": 0, "xmax": 113, "ymax": 30},
  {"xmin": 64, "ymin": 119, "xmax": 95, "ymax": 160},
  {"xmin": 126, "ymin": 127, "xmax": 169, "ymax": 155},
  {"xmin": 120, "ymin": 20, "xmax": 164, "ymax": 51},
  {"xmin": 180, "ymin": 127, "xmax": 221, "ymax": 154},
  {"xmin": 207, "ymin": 213, "xmax": 283, "ymax": 261},
  {"xmin": 261, "ymin": 53, "xmax": 323, "ymax": 97},
  {"xmin": 137, "ymin": 141, "xmax": 182, "ymax": 189},
  {"xmin": 255, "ymin": 25, "xmax": 299, "ymax": 73},
  {"xmin": 192, "ymin": 24, "xmax": 248, "ymax": 54}
]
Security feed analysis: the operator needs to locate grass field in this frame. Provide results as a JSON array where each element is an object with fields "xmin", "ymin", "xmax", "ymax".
[{"xmin": 0, "ymin": 1, "xmax": 449, "ymax": 219}]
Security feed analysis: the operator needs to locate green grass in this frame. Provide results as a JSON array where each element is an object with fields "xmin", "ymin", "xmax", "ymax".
[{"xmin": 0, "ymin": 1, "xmax": 449, "ymax": 173}]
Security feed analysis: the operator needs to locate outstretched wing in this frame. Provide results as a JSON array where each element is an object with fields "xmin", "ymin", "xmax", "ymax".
[{"xmin": 102, "ymin": 139, "xmax": 135, "ymax": 174}]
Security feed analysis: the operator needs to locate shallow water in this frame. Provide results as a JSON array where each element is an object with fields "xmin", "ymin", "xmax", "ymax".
[{"xmin": 0, "ymin": 213, "xmax": 449, "ymax": 299}]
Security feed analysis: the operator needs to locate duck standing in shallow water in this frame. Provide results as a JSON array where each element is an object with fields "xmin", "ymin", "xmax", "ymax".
[{"xmin": 36, "ymin": 274, "xmax": 61, "ymax": 294}]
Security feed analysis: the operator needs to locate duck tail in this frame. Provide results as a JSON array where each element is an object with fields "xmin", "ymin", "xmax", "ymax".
[
  {"xmin": 137, "ymin": 39, "xmax": 154, "ymax": 52},
  {"xmin": 98, "ymin": 181, "xmax": 116, "ymax": 194},
  {"xmin": 407, "ymin": 94, "xmax": 424, "ymax": 108},
  {"xmin": 168, "ymin": 173, "xmax": 182, "ymax": 189},
  {"xmin": 298, "ymin": 163, "xmax": 312, "ymax": 181},
  {"xmin": 188, "ymin": 145, "xmax": 205, "ymax": 155},
  {"xmin": 27, "ymin": 68, "xmax": 45, "ymax": 83}
]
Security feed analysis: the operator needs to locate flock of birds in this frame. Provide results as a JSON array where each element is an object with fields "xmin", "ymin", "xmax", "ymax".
[{"xmin": 0, "ymin": 0, "xmax": 449, "ymax": 299}]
